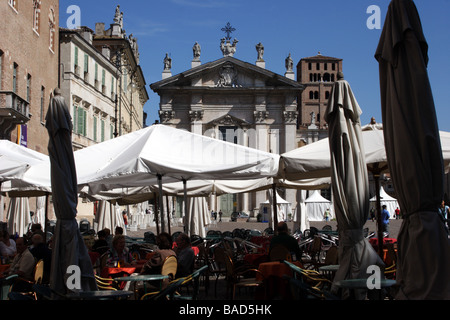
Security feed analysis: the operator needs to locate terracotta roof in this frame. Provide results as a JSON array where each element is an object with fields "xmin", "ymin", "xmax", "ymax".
[{"xmin": 301, "ymin": 53, "xmax": 342, "ymax": 61}]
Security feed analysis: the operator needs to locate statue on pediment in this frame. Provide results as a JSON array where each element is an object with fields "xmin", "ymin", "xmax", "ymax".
[{"xmin": 220, "ymin": 38, "xmax": 238, "ymax": 57}]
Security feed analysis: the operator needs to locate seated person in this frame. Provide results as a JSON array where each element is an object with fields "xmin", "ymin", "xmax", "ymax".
[
  {"xmin": 106, "ymin": 234, "xmax": 136, "ymax": 267},
  {"xmin": 0, "ymin": 230, "xmax": 16, "ymax": 261},
  {"xmin": 2, "ymin": 237, "xmax": 36, "ymax": 292},
  {"xmin": 174, "ymin": 233, "xmax": 195, "ymax": 278},
  {"xmin": 92, "ymin": 229, "xmax": 110, "ymax": 254},
  {"xmin": 29, "ymin": 234, "xmax": 52, "ymax": 284},
  {"xmin": 140, "ymin": 232, "xmax": 176, "ymax": 275},
  {"xmin": 269, "ymin": 222, "xmax": 302, "ymax": 260}
]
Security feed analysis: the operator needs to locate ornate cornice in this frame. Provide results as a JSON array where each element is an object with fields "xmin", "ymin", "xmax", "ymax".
[
  {"xmin": 159, "ymin": 110, "xmax": 175, "ymax": 123},
  {"xmin": 189, "ymin": 110, "xmax": 204, "ymax": 122},
  {"xmin": 254, "ymin": 110, "xmax": 269, "ymax": 123},
  {"xmin": 283, "ymin": 111, "xmax": 298, "ymax": 124}
]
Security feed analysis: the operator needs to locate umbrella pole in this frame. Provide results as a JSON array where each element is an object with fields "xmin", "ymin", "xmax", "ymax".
[
  {"xmin": 166, "ymin": 194, "xmax": 171, "ymax": 235},
  {"xmin": 153, "ymin": 192, "xmax": 160, "ymax": 235},
  {"xmin": 272, "ymin": 184, "xmax": 278, "ymax": 235},
  {"xmin": 44, "ymin": 193, "xmax": 49, "ymax": 244},
  {"xmin": 373, "ymin": 167, "xmax": 384, "ymax": 258},
  {"xmin": 157, "ymin": 174, "xmax": 165, "ymax": 233},
  {"xmin": 183, "ymin": 179, "xmax": 188, "ymax": 235}
]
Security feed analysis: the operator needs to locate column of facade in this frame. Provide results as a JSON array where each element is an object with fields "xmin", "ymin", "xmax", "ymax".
[
  {"xmin": 253, "ymin": 95, "xmax": 269, "ymax": 214},
  {"xmin": 283, "ymin": 94, "xmax": 299, "ymax": 221}
]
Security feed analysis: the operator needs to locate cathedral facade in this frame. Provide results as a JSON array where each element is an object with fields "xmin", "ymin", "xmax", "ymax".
[{"xmin": 151, "ymin": 39, "xmax": 304, "ymax": 218}]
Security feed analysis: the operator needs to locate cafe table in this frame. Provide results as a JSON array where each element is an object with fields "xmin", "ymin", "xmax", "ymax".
[
  {"xmin": 66, "ymin": 290, "xmax": 133, "ymax": 300},
  {"xmin": 115, "ymin": 274, "xmax": 169, "ymax": 299},
  {"xmin": 318, "ymin": 264, "xmax": 339, "ymax": 281},
  {"xmin": 257, "ymin": 261, "xmax": 303, "ymax": 299},
  {"xmin": 334, "ymin": 278, "xmax": 397, "ymax": 300}
]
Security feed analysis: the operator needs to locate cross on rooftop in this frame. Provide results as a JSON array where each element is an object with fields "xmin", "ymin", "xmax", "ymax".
[{"xmin": 221, "ymin": 22, "xmax": 236, "ymax": 40}]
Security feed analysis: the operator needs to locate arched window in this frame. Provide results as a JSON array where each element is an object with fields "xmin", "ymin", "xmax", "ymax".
[
  {"xmin": 309, "ymin": 91, "xmax": 314, "ymax": 99},
  {"xmin": 331, "ymin": 74, "xmax": 335, "ymax": 82},
  {"xmin": 325, "ymin": 91, "xmax": 330, "ymax": 99},
  {"xmin": 49, "ymin": 7, "xmax": 56, "ymax": 52},
  {"xmin": 308, "ymin": 62, "xmax": 312, "ymax": 70},
  {"xmin": 33, "ymin": 0, "xmax": 41, "ymax": 34},
  {"xmin": 309, "ymin": 73, "xmax": 313, "ymax": 82},
  {"xmin": 323, "ymin": 73, "xmax": 330, "ymax": 82},
  {"xmin": 314, "ymin": 91, "xmax": 319, "ymax": 99}
]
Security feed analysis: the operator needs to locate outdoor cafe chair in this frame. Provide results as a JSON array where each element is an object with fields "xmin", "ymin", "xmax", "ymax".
[
  {"xmin": 94, "ymin": 274, "xmax": 120, "ymax": 291},
  {"xmin": 283, "ymin": 260, "xmax": 336, "ymax": 300},
  {"xmin": 10, "ymin": 259, "xmax": 45, "ymax": 299},
  {"xmin": 140, "ymin": 277, "xmax": 186, "ymax": 300},
  {"xmin": 224, "ymin": 250, "xmax": 265, "ymax": 300}
]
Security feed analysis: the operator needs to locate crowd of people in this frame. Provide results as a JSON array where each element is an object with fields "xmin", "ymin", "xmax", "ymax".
[{"xmin": 0, "ymin": 223, "xmax": 52, "ymax": 293}]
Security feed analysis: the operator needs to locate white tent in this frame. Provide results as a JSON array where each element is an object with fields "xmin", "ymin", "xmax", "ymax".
[
  {"xmin": 304, "ymin": 190, "xmax": 333, "ymax": 221},
  {"xmin": 259, "ymin": 191, "xmax": 292, "ymax": 224},
  {"xmin": 369, "ymin": 187, "xmax": 399, "ymax": 219}
]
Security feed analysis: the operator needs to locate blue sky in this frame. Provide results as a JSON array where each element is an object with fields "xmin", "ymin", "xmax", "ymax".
[{"xmin": 59, "ymin": 0, "xmax": 450, "ymax": 131}]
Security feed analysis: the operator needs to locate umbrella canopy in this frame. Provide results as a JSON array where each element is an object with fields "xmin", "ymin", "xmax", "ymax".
[
  {"xmin": 76, "ymin": 124, "xmax": 280, "ymax": 194},
  {"xmin": 95, "ymin": 201, "xmax": 126, "ymax": 235},
  {"xmin": 0, "ymin": 140, "xmax": 48, "ymax": 183},
  {"xmin": 45, "ymin": 90, "xmax": 96, "ymax": 294},
  {"xmin": 325, "ymin": 74, "xmax": 383, "ymax": 299},
  {"xmin": 186, "ymin": 197, "xmax": 211, "ymax": 237},
  {"xmin": 6, "ymin": 197, "xmax": 31, "ymax": 237},
  {"xmin": 375, "ymin": 0, "xmax": 450, "ymax": 299}
]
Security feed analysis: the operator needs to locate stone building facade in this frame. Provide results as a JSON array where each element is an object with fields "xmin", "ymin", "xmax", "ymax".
[
  {"xmin": 0, "ymin": 0, "xmax": 59, "ymax": 218},
  {"xmin": 0, "ymin": 0, "xmax": 59, "ymax": 153},
  {"xmin": 151, "ymin": 40, "xmax": 303, "ymax": 217},
  {"xmin": 59, "ymin": 27, "xmax": 118, "ymax": 151},
  {"xmin": 92, "ymin": 5, "xmax": 149, "ymax": 137}
]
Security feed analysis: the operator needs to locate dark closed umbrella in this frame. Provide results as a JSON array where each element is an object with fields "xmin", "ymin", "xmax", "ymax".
[
  {"xmin": 325, "ymin": 73, "xmax": 383, "ymax": 299},
  {"xmin": 46, "ymin": 89, "xmax": 96, "ymax": 294},
  {"xmin": 375, "ymin": 0, "xmax": 450, "ymax": 299}
]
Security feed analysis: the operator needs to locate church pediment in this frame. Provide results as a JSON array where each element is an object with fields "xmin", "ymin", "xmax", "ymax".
[
  {"xmin": 150, "ymin": 56, "xmax": 303, "ymax": 92},
  {"xmin": 207, "ymin": 114, "xmax": 251, "ymax": 127}
]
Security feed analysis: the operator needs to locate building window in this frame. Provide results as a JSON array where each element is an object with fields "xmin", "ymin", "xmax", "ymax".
[
  {"xmin": 308, "ymin": 62, "xmax": 312, "ymax": 71},
  {"xmin": 93, "ymin": 116, "xmax": 97, "ymax": 141},
  {"xmin": 13, "ymin": 63, "xmax": 18, "ymax": 93},
  {"xmin": 123, "ymin": 72, "xmax": 128, "ymax": 92},
  {"xmin": 0, "ymin": 51, "xmax": 3, "ymax": 90},
  {"xmin": 74, "ymin": 46, "xmax": 79, "ymax": 74},
  {"xmin": 40, "ymin": 86, "xmax": 45, "ymax": 123},
  {"xmin": 32, "ymin": 0, "xmax": 41, "ymax": 34},
  {"xmin": 325, "ymin": 91, "xmax": 330, "ymax": 99},
  {"xmin": 309, "ymin": 91, "xmax": 314, "ymax": 99},
  {"xmin": 73, "ymin": 104, "xmax": 87, "ymax": 136},
  {"xmin": 26, "ymin": 74, "xmax": 31, "ymax": 102},
  {"xmin": 49, "ymin": 8, "xmax": 56, "ymax": 52},
  {"xmin": 8, "ymin": 0, "xmax": 18, "ymax": 11},
  {"xmin": 324, "ymin": 63, "xmax": 328, "ymax": 71},
  {"xmin": 84, "ymin": 54, "xmax": 89, "ymax": 74},
  {"xmin": 314, "ymin": 91, "xmax": 319, "ymax": 99},
  {"xmin": 316, "ymin": 63, "xmax": 320, "ymax": 70},
  {"xmin": 332, "ymin": 63, "xmax": 336, "ymax": 71},
  {"xmin": 101, "ymin": 119, "xmax": 105, "ymax": 142}
]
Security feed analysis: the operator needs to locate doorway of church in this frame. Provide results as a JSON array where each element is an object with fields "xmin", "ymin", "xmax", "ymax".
[{"xmin": 219, "ymin": 193, "xmax": 236, "ymax": 218}]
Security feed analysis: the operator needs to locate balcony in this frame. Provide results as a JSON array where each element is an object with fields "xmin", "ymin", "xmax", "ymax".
[{"xmin": 0, "ymin": 91, "xmax": 31, "ymax": 139}]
